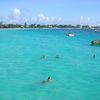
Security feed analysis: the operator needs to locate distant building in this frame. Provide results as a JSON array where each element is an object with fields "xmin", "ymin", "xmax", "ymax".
[
  {"xmin": 80, "ymin": 25, "xmax": 83, "ymax": 28},
  {"xmin": 48, "ymin": 25, "xmax": 52, "ymax": 28}
]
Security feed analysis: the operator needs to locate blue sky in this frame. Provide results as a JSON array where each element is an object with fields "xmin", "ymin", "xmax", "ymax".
[{"xmin": 0, "ymin": 0, "xmax": 100, "ymax": 25}]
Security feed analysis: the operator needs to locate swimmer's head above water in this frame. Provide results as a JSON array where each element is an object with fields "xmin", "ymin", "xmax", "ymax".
[
  {"xmin": 55, "ymin": 55, "xmax": 60, "ymax": 58},
  {"xmin": 42, "ymin": 76, "xmax": 52, "ymax": 84},
  {"xmin": 48, "ymin": 77, "xmax": 52, "ymax": 81},
  {"xmin": 93, "ymin": 54, "xmax": 95, "ymax": 59},
  {"xmin": 39, "ymin": 56, "xmax": 46, "ymax": 60}
]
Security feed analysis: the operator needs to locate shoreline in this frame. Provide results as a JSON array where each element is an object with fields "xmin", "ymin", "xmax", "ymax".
[{"xmin": 0, "ymin": 27, "xmax": 92, "ymax": 30}]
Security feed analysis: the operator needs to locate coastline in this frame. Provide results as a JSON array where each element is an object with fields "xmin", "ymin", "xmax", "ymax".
[{"xmin": 0, "ymin": 27, "xmax": 91, "ymax": 30}]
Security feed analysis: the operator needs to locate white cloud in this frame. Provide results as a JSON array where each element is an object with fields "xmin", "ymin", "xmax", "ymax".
[
  {"xmin": 0, "ymin": 9, "xmax": 63, "ymax": 24},
  {"xmin": 0, "ymin": 9, "xmax": 100, "ymax": 26},
  {"xmin": 37, "ymin": 14, "xmax": 49, "ymax": 23},
  {"xmin": 80, "ymin": 16, "xmax": 91, "ymax": 25},
  {"xmin": 79, "ymin": 16, "xmax": 100, "ymax": 26},
  {"xmin": 1, "ymin": 8, "xmax": 23, "ymax": 24},
  {"xmin": 11, "ymin": 8, "xmax": 21, "ymax": 21},
  {"xmin": 58, "ymin": 17, "xmax": 63, "ymax": 22},
  {"xmin": 80, "ymin": 16, "xmax": 83, "ymax": 20},
  {"xmin": 33, "ymin": 13, "xmax": 63, "ymax": 24},
  {"xmin": 13, "ymin": 8, "xmax": 21, "ymax": 16},
  {"xmin": 87, "ymin": 17, "xmax": 90, "ymax": 22}
]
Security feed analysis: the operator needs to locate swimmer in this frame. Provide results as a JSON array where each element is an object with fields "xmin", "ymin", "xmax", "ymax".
[
  {"xmin": 42, "ymin": 77, "xmax": 52, "ymax": 84},
  {"xmin": 93, "ymin": 54, "xmax": 95, "ymax": 59},
  {"xmin": 39, "ymin": 56, "xmax": 46, "ymax": 60},
  {"xmin": 55, "ymin": 55, "xmax": 60, "ymax": 59}
]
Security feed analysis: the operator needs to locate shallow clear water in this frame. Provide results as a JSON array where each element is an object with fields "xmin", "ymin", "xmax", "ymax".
[{"xmin": 0, "ymin": 29, "xmax": 100, "ymax": 100}]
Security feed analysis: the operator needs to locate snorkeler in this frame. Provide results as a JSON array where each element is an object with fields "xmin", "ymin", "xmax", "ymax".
[{"xmin": 42, "ymin": 77, "xmax": 52, "ymax": 84}]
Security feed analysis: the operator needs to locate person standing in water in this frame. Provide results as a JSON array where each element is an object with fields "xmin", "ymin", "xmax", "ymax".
[{"xmin": 42, "ymin": 77, "xmax": 52, "ymax": 84}]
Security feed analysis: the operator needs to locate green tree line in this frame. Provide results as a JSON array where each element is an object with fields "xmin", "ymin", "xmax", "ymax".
[{"xmin": 0, "ymin": 22, "xmax": 100, "ymax": 29}]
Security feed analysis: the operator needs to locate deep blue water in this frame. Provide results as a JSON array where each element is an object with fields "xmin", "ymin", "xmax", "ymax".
[{"xmin": 0, "ymin": 28, "xmax": 100, "ymax": 100}]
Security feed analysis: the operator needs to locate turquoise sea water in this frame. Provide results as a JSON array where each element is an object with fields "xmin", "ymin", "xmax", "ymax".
[{"xmin": 0, "ymin": 29, "xmax": 100, "ymax": 100}]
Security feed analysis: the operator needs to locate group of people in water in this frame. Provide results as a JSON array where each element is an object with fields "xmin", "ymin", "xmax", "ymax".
[
  {"xmin": 40, "ymin": 55, "xmax": 95, "ymax": 60},
  {"xmin": 36, "ymin": 54, "xmax": 96, "ymax": 85}
]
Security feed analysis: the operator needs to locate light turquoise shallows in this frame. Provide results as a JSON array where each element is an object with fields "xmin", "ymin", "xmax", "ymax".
[{"xmin": 0, "ymin": 29, "xmax": 100, "ymax": 100}]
